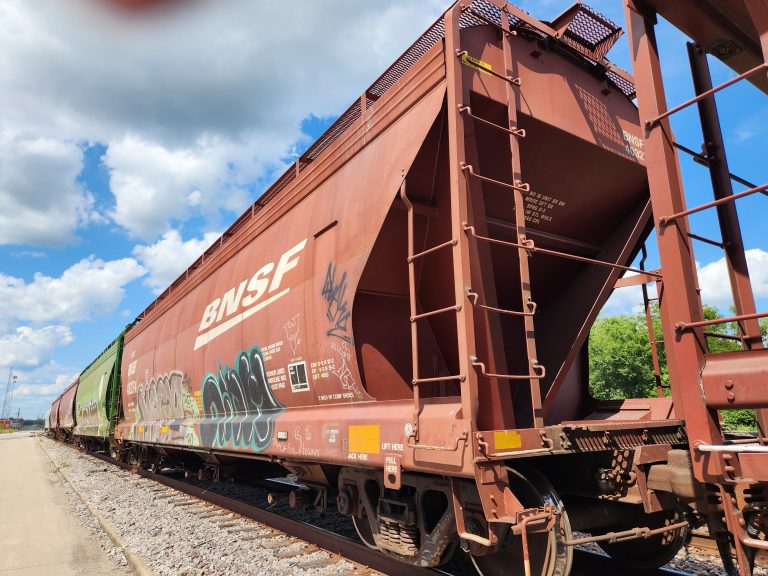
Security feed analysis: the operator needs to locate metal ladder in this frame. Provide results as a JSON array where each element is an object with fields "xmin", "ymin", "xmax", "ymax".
[{"xmin": 402, "ymin": 4, "xmax": 544, "ymax": 445}]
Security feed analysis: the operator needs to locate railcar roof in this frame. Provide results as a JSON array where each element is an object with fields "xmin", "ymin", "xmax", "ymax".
[{"xmin": 135, "ymin": 0, "xmax": 635, "ymax": 325}]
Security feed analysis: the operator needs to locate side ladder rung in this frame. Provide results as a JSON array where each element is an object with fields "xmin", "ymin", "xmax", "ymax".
[
  {"xmin": 411, "ymin": 304, "xmax": 462, "ymax": 322},
  {"xmin": 461, "ymin": 163, "xmax": 530, "ymax": 192},
  {"xmin": 458, "ymin": 105, "xmax": 525, "ymax": 138},
  {"xmin": 408, "ymin": 238, "xmax": 457, "ymax": 263},
  {"xmin": 467, "ymin": 290, "xmax": 536, "ymax": 317},
  {"xmin": 471, "ymin": 356, "xmax": 546, "ymax": 380}
]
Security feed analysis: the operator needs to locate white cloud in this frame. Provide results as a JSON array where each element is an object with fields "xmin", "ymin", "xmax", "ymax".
[
  {"xmin": 600, "ymin": 282, "xmax": 646, "ymax": 317},
  {"xmin": 105, "ymin": 133, "xmax": 282, "ymax": 239},
  {"xmin": 0, "ymin": 134, "xmax": 96, "ymax": 246},
  {"xmin": 0, "ymin": 326, "xmax": 74, "ymax": 368},
  {"xmin": 0, "ymin": 0, "xmax": 448, "ymax": 241},
  {"xmin": 698, "ymin": 248, "xmax": 768, "ymax": 309},
  {"xmin": 133, "ymin": 229, "xmax": 220, "ymax": 293},
  {"xmin": 0, "ymin": 256, "xmax": 145, "ymax": 325}
]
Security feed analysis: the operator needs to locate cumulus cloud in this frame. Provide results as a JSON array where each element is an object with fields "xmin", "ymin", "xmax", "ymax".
[
  {"xmin": 0, "ymin": 256, "xmax": 145, "ymax": 325},
  {"xmin": 0, "ymin": 0, "xmax": 447, "ymax": 241},
  {"xmin": 105, "ymin": 134, "xmax": 281, "ymax": 239},
  {"xmin": 0, "ymin": 326, "xmax": 74, "ymax": 368},
  {"xmin": 698, "ymin": 248, "xmax": 768, "ymax": 308},
  {"xmin": 600, "ymin": 282, "xmax": 646, "ymax": 317},
  {"xmin": 133, "ymin": 228, "xmax": 220, "ymax": 293},
  {"xmin": 0, "ymin": 134, "xmax": 96, "ymax": 245}
]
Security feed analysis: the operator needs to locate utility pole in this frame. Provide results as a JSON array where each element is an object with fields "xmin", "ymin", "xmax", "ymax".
[{"xmin": 1, "ymin": 368, "xmax": 17, "ymax": 421}]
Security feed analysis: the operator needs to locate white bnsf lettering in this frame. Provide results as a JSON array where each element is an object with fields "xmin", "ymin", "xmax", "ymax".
[
  {"xmin": 194, "ymin": 239, "xmax": 307, "ymax": 350},
  {"xmin": 622, "ymin": 129, "xmax": 645, "ymax": 161}
]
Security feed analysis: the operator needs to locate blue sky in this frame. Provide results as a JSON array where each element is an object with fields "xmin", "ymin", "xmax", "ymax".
[{"xmin": 1, "ymin": 0, "xmax": 765, "ymax": 419}]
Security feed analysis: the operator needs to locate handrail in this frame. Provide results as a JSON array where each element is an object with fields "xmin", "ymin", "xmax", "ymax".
[
  {"xmin": 464, "ymin": 224, "xmax": 662, "ymax": 278},
  {"xmin": 659, "ymin": 182, "xmax": 768, "ymax": 227},
  {"xmin": 673, "ymin": 142, "xmax": 761, "ymax": 192},
  {"xmin": 675, "ymin": 311, "xmax": 768, "ymax": 332},
  {"xmin": 646, "ymin": 63, "xmax": 768, "ymax": 127}
]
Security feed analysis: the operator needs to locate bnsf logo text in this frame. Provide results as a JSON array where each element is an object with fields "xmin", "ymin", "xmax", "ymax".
[{"xmin": 193, "ymin": 239, "xmax": 307, "ymax": 350}]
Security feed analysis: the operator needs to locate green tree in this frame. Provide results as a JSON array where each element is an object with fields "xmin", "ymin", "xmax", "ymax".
[
  {"xmin": 588, "ymin": 312, "xmax": 666, "ymax": 400},
  {"xmin": 589, "ymin": 304, "xmax": 767, "ymax": 431}
]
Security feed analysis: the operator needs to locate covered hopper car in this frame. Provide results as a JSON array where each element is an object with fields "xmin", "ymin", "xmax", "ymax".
[{"xmin": 47, "ymin": 1, "xmax": 768, "ymax": 575}]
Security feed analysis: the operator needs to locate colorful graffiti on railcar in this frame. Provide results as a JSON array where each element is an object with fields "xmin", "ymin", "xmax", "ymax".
[{"xmin": 199, "ymin": 345, "xmax": 283, "ymax": 452}]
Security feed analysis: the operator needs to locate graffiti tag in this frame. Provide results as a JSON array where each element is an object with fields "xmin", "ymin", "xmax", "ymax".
[
  {"xmin": 200, "ymin": 346, "xmax": 284, "ymax": 452},
  {"xmin": 322, "ymin": 263, "xmax": 351, "ymax": 342}
]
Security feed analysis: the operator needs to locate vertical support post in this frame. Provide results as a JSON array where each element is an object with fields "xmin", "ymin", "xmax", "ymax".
[
  {"xmin": 687, "ymin": 43, "xmax": 763, "ymax": 351},
  {"xmin": 400, "ymin": 181, "xmax": 422, "ymax": 428},
  {"xmin": 624, "ymin": 0, "xmax": 724, "ymax": 481},
  {"xmin": 444, "ymin": 6, "xmax": 479, "ymax": 429},
  {"xmin": 500, "ymin": 9, "xmax": 543, "ymax": 428},
  {"xmin": 640, "ymin": 246, "xmax": 664, "ymax": 398},
  {"xmin": 687, "ymin": 41, "xmax": 767, "ymax": 440}
]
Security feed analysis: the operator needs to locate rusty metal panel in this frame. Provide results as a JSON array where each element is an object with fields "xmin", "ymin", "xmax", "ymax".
[{"xmin": 701, "ymin": 349, "xmax": 768, "ymax": 409}]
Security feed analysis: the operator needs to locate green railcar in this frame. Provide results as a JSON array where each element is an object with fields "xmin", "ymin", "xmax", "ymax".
[{"xmin": 74, "ymin": 331, "xmax": 126, "ymax": 438}]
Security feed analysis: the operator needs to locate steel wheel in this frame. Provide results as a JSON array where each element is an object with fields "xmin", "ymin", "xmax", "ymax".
[
  {"xmin": 596, "ymin": 509, "xmax": 688, "ymax": 570},
  {"xmin": 471, "ymin": 465, "xmax": 572, "ymax": 576}
]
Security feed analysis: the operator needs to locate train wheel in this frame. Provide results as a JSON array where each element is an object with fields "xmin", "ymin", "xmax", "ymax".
[
  {"xmin": 595, "ymin": 509, "xmax": 688, "ymax": 570},
  {"xmin": 471, "ymin": 465, "xmax": 572, "ymax": 576}
]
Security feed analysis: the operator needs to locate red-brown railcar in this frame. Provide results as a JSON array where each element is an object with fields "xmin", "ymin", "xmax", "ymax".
[{"xmin": 53, "ymin": 380, "xmax": 79, "ymax": 439}]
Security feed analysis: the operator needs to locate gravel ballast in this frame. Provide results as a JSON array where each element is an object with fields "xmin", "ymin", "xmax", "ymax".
[{"xmin": 39, "ymin": 437, "xmax": 363, "ymax": 576}]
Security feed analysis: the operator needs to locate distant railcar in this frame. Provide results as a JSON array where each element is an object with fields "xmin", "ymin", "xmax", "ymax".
[{"xmin": 73, "ymin": 332, "xmax": 126, "ymax": 451}]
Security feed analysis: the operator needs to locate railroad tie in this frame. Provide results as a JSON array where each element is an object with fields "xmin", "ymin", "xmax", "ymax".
[
  {"xmin": 240, "ymin": 531, "xmax": 281, "ymax": 541},
  {"xmin": 259, "ymin": 538, "xmax": 292, "ymax": 550},
  {"xmin": 296, "ymin": 556, "xmax": 341, "ymax": 570},
  {"xmin": 276, "ymin": 544, "xmax": 319, "ymax": 559}
]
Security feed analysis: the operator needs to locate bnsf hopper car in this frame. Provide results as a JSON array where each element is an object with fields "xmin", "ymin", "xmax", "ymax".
[{"xmin": 47, "ymin": 1, "xmax": 768, "ymax": 575}]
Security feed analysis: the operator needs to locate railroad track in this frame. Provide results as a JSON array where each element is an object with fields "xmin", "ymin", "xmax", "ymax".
[
  {"xmin": 87, "ymin": 449, "xmax": 433, "ymax": 576},
  {"xmin": 70, "ymin": 445, "xmax": 695, "ymax": 576}
]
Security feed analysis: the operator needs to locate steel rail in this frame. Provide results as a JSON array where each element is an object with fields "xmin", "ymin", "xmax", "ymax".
[{"xmin": 87, "ymin": 451, "xmax": 435, "ymax": 576}]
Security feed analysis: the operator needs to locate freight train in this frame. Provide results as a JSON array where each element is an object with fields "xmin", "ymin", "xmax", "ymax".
[{"xmin": 46, "ymin": 1, "xmax": 768, "ymax": 575}]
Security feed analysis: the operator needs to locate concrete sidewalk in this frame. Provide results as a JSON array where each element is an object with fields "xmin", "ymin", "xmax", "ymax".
[{"xmin": 0, "ymin": 434, "xmax": 118, "ymax": 575}]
